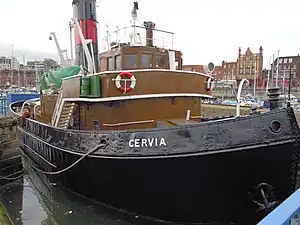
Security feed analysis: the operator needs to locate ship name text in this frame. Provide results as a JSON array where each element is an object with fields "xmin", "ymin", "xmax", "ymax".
[{"xmin": 129, "ymin": 137, "xmax": 167, "ymax": 148}]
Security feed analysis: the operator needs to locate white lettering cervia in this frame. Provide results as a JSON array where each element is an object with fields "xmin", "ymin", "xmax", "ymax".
[{"xmin": 128, "ymin": 137, "xmax": 167, "ymax": 148}]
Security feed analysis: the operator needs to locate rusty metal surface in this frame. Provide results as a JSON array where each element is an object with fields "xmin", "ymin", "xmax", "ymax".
[
  {"xmin": 10, "ymin": 99, "xmax": 300, "ymax": 224},
  {"xmin": 18, "ymin": 108, "xmax": 300, "ymax": 158}
]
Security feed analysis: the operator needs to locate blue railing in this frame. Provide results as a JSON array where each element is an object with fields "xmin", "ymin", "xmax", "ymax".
[
  {"xmin": 257, "ymin": 188, "xmax": 300, "ymax": 225},
  {"xmin": 0, "ymin": 93, "xmax": 40, "ymax": 116},
  {"xmin": 0, "ymin": 95, "xmax": 8, "ymax": 116}
]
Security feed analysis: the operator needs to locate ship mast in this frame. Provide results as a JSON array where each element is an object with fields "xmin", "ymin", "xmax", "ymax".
[{"xmin": 131, "ymin": 2, "xmax": 138, "ymax": 46}]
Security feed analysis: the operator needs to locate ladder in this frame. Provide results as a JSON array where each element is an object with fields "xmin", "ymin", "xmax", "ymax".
[
  {"xmin": 51, "ymin": 83, "xmax": 64, "ymax": 126},
  {"xmin": 55, "ymin": 101, "xmax": 76, "ymax": 128}
]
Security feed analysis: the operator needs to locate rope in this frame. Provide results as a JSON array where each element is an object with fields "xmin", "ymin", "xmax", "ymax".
[
  {"xmin": 0, "ymin": 140, "xmax": 18, "ymax": 146},
  {"xmin": 20, "ymin": 139, "xmax": 108, "ymax": 175},
  {"xmin": 0, "ymin": 169, "xmax": 23, "ymax": 181}
]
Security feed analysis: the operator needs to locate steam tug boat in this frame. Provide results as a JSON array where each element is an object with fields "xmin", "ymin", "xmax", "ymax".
[{"xmin": 10, "ymin": 1, "xmax": 300, "ymax": 224}]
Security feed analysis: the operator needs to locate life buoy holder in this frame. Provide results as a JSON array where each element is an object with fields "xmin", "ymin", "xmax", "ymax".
[
  {"xmin": 114, "ymin": 72, "xmax": 136, "ymax": 93},
  {"xmin": 206, "ymin": 78, "xmax": 212, "ymax": 91}
]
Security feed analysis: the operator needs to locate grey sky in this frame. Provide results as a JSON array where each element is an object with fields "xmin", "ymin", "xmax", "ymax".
[{"xmin": 0, "ymin": 0, "xmax": 299, "ymax": 67}]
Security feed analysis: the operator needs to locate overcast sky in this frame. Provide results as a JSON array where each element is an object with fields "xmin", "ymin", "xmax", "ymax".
[{"xmin": 0, "ymin": 0, "xmax": 299, "ymax": 67}]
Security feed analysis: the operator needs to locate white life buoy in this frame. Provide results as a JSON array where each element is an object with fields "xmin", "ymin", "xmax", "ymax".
[
  {"xmin": 206, "ymin": 78, "xmax": 212, "ymax": 91},
  {"xmin": 115, "ymin": 72, "xmax": 136, "ymax": 93}
]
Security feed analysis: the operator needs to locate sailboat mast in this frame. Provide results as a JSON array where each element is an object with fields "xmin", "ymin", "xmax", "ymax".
[
  {"xmin": 271, "ymin": 54, "xmax": 275, "ymax": 87},
  {"xmin": 72, "ymin": 0, "xmax": 99, "ymax": 72},
  {"xmin": 10, "ymin": 44, "xmax": 14, "ymax": 87},
  {"xmin": 276, "ymin": 50, "xmax": 279, "ymax": 87},
  {"xmin": 265, "ymin": 56, "xmax": 271, "ymax": 95}
]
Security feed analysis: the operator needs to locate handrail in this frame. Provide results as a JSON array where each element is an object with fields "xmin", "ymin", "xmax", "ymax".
[
  {"xmin": 236, "ymin": 78, "xmax": 249, "ymax": 117},
  {"xmin": 257, "ymin": 188, "xmax": 300, "ymax": 225}
]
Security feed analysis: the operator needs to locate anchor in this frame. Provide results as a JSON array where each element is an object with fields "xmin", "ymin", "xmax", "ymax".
[{"xmin": 248, "ymin": 182, "xmax": 279, "ymax": 212}]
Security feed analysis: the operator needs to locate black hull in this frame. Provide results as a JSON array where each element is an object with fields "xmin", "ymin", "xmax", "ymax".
[{"xmin": 10, "ymin": 102, "xmax": 300, "ymax": 224}]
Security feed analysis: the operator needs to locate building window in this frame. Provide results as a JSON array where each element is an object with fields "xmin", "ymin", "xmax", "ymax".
[
  {"xmin": 115, "ymin": 55, "xmax": 121, "ymax": 70},
  {"xmin": 279, "ymin": 58, "xmax": 283, "ymax": 64},
  {"xmin": 284, "ymin": 58, "xmax": 288, "ymax": 63},
  {"xmin": 288, "ymin": 58, "xmax": 293, "ymax": 63},
  {"xmin": 107, "ymin": 57, "xmax": 113, "ymax": 71},
  {"xmin": 155, "ymin": 55, "xmax": 166, "ymax": 68},
  {"xmin": 124, "ymin": 54, "xmax": 138, "ymax": 69},
  {"xmin": 141, "ymin": 54, "xmax": 153, "ymax": 68}
]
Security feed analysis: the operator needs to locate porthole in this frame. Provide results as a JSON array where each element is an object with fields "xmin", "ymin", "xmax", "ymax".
[{"xmin": 269, "ymin": 120, "xmax": 282, "ymax": 133}]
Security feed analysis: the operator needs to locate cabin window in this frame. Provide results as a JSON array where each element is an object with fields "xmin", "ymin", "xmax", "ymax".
[
  {"xmin": 125, "ymin": 54, "xmax": 138, "ymax": 69},
  {"xmin": 142, "ymin": 54, "xmax": 153, "ymax": 68},
  {"xmin": 115, "ymin": 55, "xmax": 122, "ymax": 70},
  {"xmin": 107, "ymin": 57, "xmax": 114, "ymax": 71},
  {"xmin": 155, "ymin": 55, "xmax": 166, "ymax": 69},
  {"xmin": 99, "ymin": 57, "xmax": 107, "ymax": 72}
]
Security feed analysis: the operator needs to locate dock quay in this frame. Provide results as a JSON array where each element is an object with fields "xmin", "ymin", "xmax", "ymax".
[
  {"xmin": 0, "ymin": 116, "xmax": 22, "ymax": 186},
  {"xmin": 0, "ymin": 116, "xmax": 19, "ymax": 163}
]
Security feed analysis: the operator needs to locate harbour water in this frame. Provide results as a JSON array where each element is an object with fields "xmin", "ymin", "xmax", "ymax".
[{"xmin": 0, "ymin": 156, "xmax": 160, "ymax": 225}]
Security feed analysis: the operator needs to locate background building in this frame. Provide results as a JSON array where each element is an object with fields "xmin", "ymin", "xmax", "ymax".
[
  {"xmin": 236, "ymin": 46, "xmax": 263, "ymax": 87},
  {"xmin": 0, "ymin": 56, "xmax": 20, "ymax": 70},
  {"xmin": 0, "ymin": 57, "xmax": 59, "ymax": 88},
  {"xmin": 182, "ymin": 46, "xmax": 264, "ymax": 88},
  {"xmin": 269, "ymin": 55, "xmax": 300, "ymax": 88}
]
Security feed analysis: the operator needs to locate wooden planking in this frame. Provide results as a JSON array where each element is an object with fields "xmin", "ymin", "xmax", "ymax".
[
  {"xmin": 99, "ymin": 70, "xmax": 210, "ymax": 98},
  {"xmin": 79, "ymin": 96, "xmax": 201, "ymax": 130}
]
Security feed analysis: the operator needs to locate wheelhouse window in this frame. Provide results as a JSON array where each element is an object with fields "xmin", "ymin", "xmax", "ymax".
[
  {"xmin": 155, "ymin": 55, "xmax": 167, "ymax": 69},
  {"xmin": 125, "ymin": 54, "xmax": 138, "ymax": 69},
  {"xmin": 115, "ymin": 55, "xmax": 122, "ymax": 70},
  {"xmin": 142, "ymin": 54, "xmax": 153, "ymax": 68},
  {"xmin": 107, "ymin": 57, "xmax": 114, "ymax": 71},
  {"xmin": 99, "ymin": 57, "xmax": 107, "ymax": 72}
]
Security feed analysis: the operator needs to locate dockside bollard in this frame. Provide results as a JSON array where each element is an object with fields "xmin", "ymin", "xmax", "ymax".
[{"xmin": 267, "ymin": 87, "xmax": 281, "ymax": 110}]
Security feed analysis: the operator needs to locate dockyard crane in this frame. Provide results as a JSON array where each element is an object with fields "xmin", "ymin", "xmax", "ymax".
[{"xmin": 49, "ymin": 32, "xmax": 69, "ymax": 68}]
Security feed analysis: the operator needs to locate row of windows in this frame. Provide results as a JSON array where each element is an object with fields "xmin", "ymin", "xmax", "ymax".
[
  {"xmin": 279, "ymin": 58, "xmax": 293, "ymax": 64},
  {"xmin": 223, "ymin": 64, "xmax": 236, "ymax": 69},
  {"xmin": 239, "ymin": 70, "xmax": 257, "ymax": 74},
  {"xmin": 106, "ymin": 54, "xmax": 167, "ymax": 71}
]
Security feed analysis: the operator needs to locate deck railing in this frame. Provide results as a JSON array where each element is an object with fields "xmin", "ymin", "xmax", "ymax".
[
  {"xmin": 257, "ymin": 188, "xmax": 300, "ymax": 225},
  {"xmin": 0, "ymin": 95, "xmax": 8, "ymax": 116}
]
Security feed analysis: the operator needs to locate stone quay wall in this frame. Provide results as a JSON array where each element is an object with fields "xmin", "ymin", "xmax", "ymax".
[{"xmin": 0, "ymin": 116, "xmax": 20, "ymax": 165}]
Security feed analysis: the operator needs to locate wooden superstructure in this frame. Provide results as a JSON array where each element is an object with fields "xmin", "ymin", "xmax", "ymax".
[
  {"xmin": 28, "ymin": 13, "xmax": 215, "ymax": 131},
  {"xmin": 32, "ymin": 44, "xmax": 213, "ymax": 131}
]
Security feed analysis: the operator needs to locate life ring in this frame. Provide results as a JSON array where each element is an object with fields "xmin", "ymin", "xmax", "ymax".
[
  {"xmin": 115, "ymin": 72, "xmax": 136, "ymax": 93},
  {"xmin": 206, "ymin": 78, "xmax": 212, "ymax": 91}
]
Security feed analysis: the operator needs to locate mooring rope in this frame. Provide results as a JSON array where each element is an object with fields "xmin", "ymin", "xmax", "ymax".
[
  {"xmin": 0, "ymin": 169, "xmax": 23, "ymax": 181},
  {"xmin": 20, "ymin": 139, "xmax": 108, "ymax": 175}
]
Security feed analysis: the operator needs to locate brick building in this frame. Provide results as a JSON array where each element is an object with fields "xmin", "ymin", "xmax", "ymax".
[
  {"xmin": 236, "ymin": 46, "xmax": 263, "ymax": 87},
  {"xmin": 0, "ymin": 58, "xmax": 59, "ymax": 88},
  {"xmin": 0, "ymin": 68, "xmax": 37, "ymax": 88},
  {"xmin": 269, "ymin": 55, "xmax": 300, "ymax": 87},
  {"xmin": 182, "ymin": 46, "xmax": 264, "ymax": 87},
  {"xmin": 182, "ymin": 62, "xmax": 236, "ymax": 81}
]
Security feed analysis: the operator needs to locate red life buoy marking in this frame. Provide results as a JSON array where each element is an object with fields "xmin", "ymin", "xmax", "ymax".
[{"xmin": 114, "ymin": 72, "xmax": 136, "ymax": 93}]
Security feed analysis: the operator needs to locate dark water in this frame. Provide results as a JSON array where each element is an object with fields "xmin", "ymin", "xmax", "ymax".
[{"xmin": 0, "ymin": 157, "xmax": 161, "ymax": 225}]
